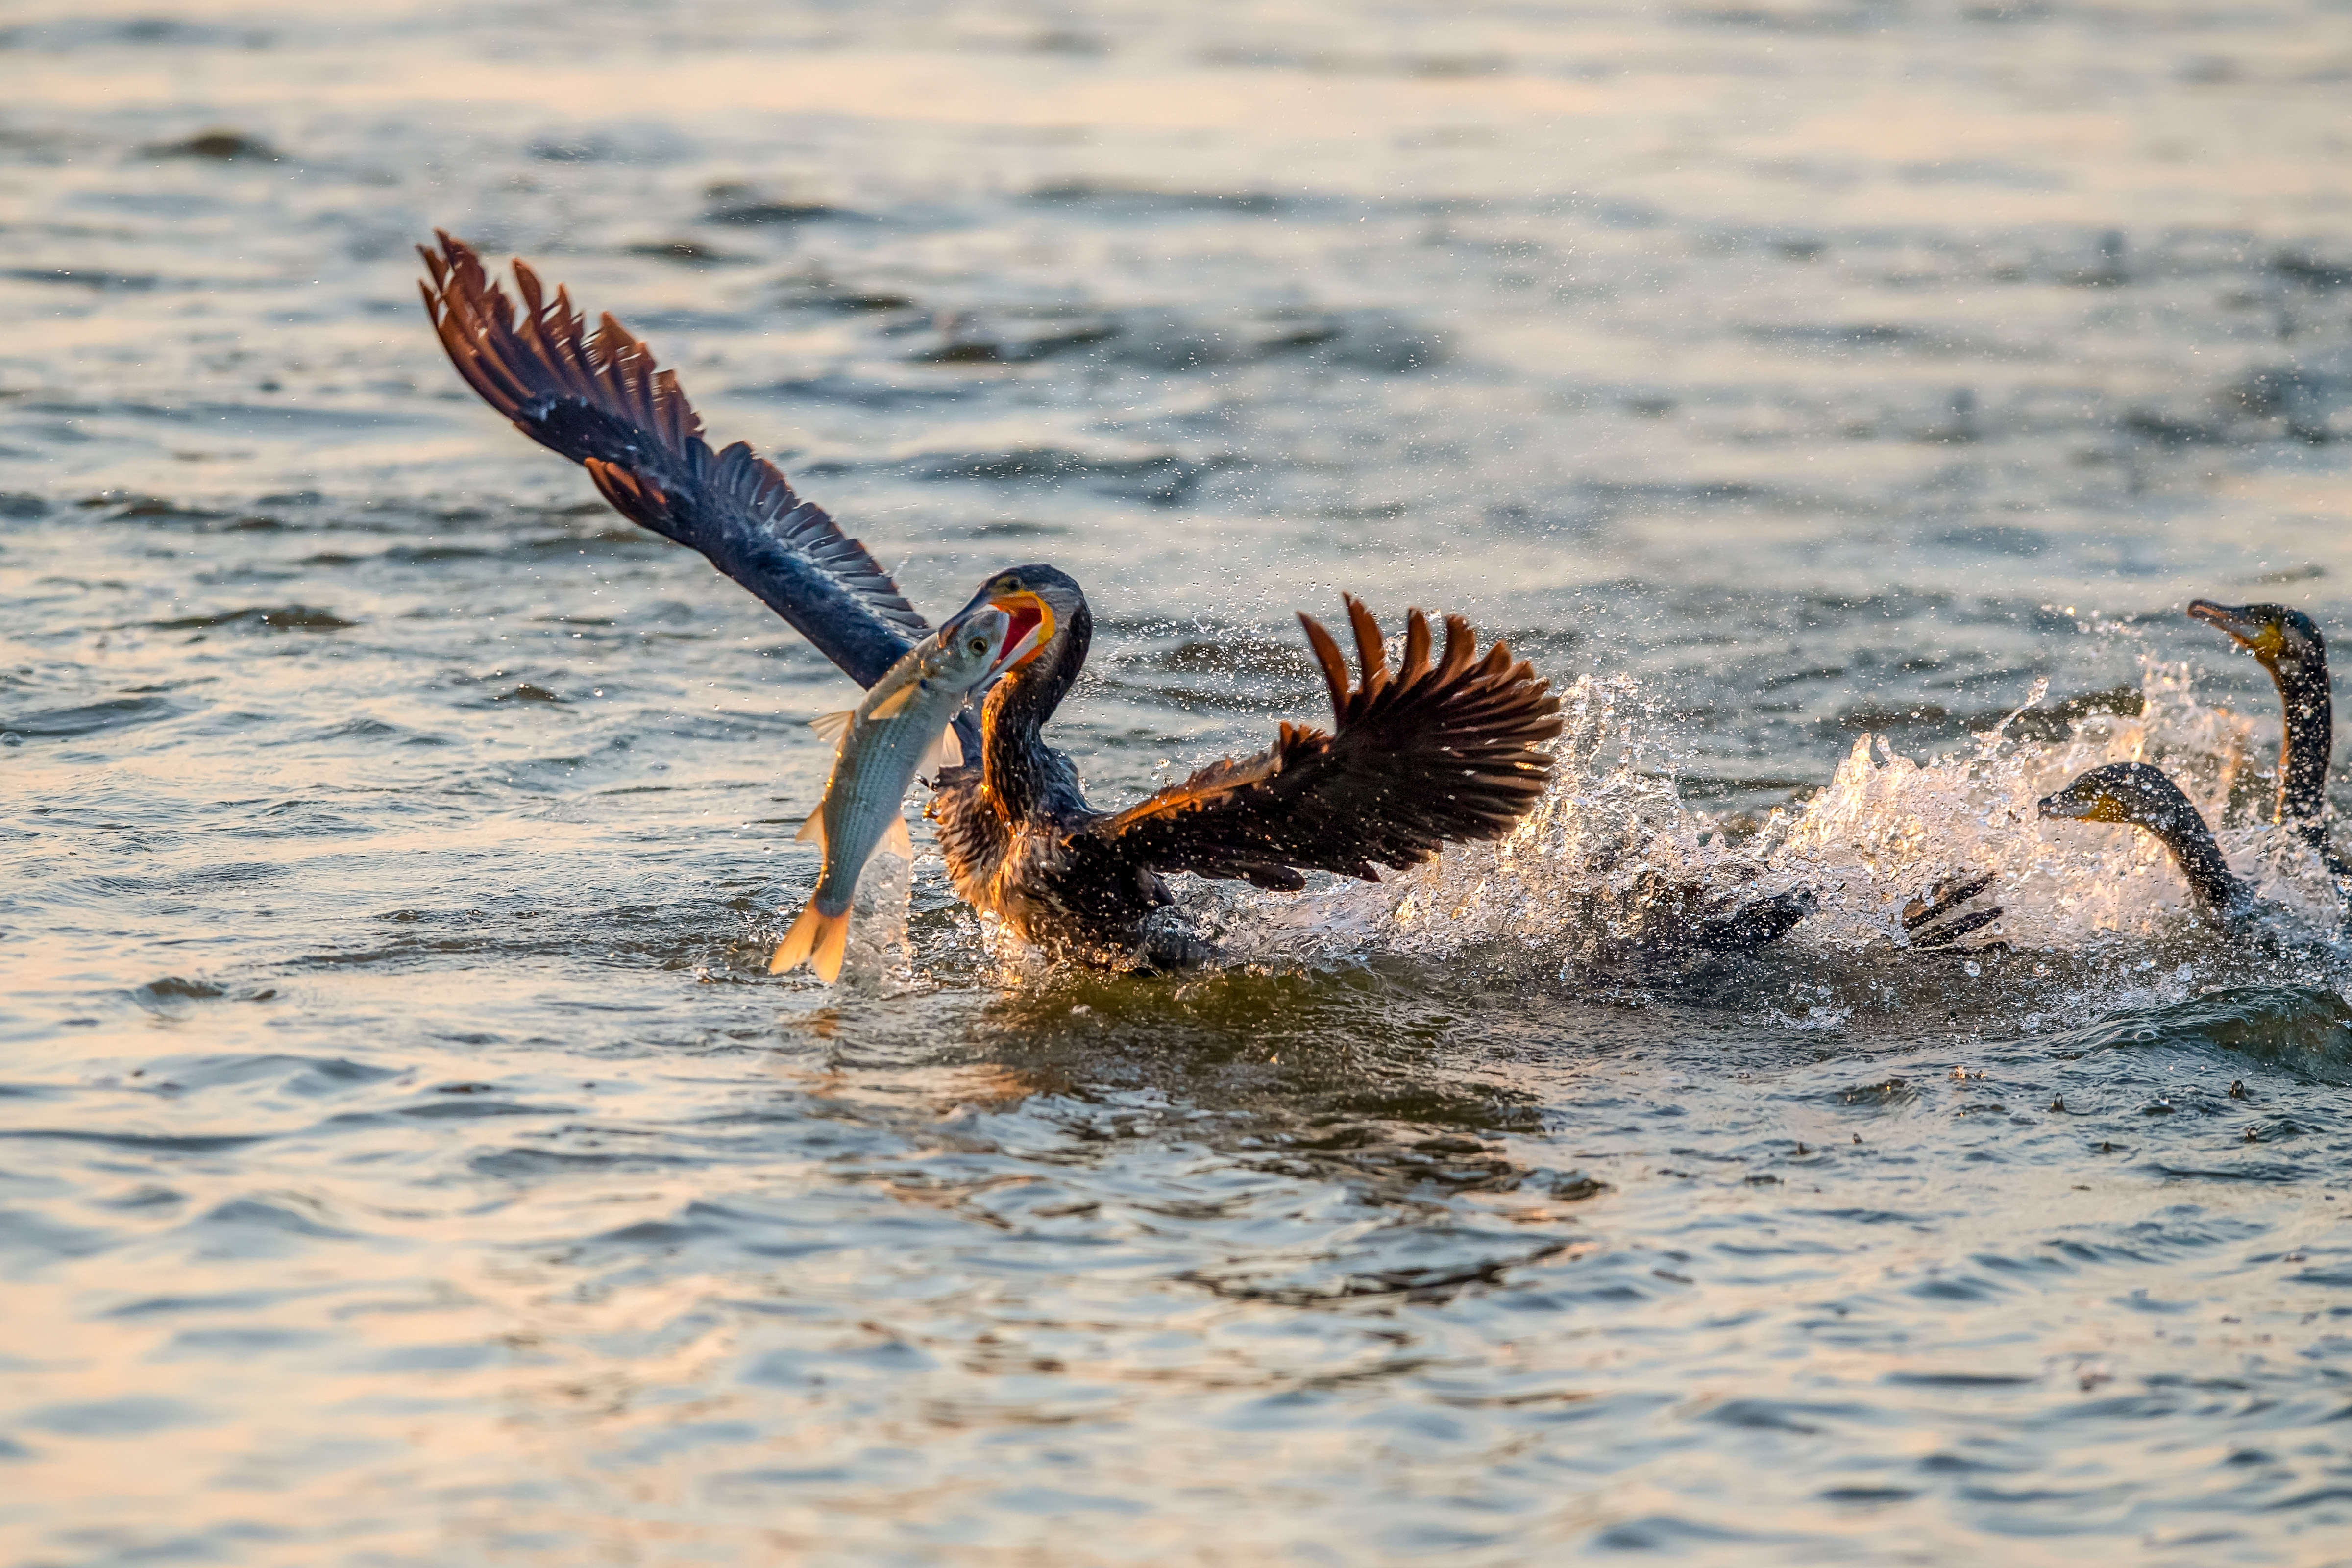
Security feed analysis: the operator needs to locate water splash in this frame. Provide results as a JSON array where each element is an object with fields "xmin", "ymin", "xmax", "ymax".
[
  {"xmin": 842, "ymin": 844, "xmax": 919, "ymax": 984},
  {"xmin": 1230, "ymin": 676, "xmax": 1784, "ymax": 968},
  {"xmin": 1224, "ymin": 661, "xmax": 2346, "ymax": 972},
  {"xmin": 755, "ymin": 843, "xmax": 918, "ymax": 991}
]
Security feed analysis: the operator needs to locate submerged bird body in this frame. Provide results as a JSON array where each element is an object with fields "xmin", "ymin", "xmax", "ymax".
[{"xmin": 772, "ymin": 606, "xmax": 1012, "ymax": 981}]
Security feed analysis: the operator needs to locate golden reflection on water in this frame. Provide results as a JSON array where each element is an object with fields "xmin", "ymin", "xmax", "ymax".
[{"xmin": 6, "ymin": 0, "xmax": 2352, "ymax": 1561}]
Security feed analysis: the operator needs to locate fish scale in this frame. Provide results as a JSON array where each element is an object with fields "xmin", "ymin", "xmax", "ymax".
[{"xmin": 771, "ymin": 604, "xmax": 1013, "ymax": 981}]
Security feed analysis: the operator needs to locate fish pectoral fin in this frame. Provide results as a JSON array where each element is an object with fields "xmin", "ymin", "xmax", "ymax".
[
  {"xmin": 808, "ymin": 709, "xmax": 856, "ymax": 744},
  {"xmin": 915, "ymin": 724, "xmax": 961, "ymax": 780},
  {"xmin": 867, "ymin": 683, "xmax": 918, "ymax": 720},
  {"xmin": 795, "ymin": 812, "xmax": 827, "ymax": 849},
  {"xmin": 883, "ymin": 814, "xmax": 914, "ymax": 858}
]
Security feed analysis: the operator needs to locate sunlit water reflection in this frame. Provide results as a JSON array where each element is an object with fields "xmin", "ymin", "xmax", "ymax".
[{"xmin": 5, "ymin": 0, "xmax": 2352, "ymax": 1562}]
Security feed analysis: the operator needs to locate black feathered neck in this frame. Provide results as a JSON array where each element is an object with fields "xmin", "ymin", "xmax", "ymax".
[
  {"xmin": 2047, "ymin": 762, "xmax": 2249, "ymax": 915},
  {"xmin": 2263, "ymin": 625, "xmax": 2332, "ymax": 840},
  {"xmin": 980, "ymin": 592, "xmax": 1092, "ymax": 821}
]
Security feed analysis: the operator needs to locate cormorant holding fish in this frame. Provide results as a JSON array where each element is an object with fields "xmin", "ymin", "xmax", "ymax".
[
  {"xmin": 417, "ymin": 233, "xmax": 1645, "ymax": 963},
  {"xmin": 927, "ymin": 567, "xmax": 1568, "ymax": 960}
]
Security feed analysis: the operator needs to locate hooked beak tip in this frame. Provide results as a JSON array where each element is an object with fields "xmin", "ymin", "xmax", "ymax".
[{"xmin": 2187, "ymin": 599, "xmax": 2255, "ymax": 642}]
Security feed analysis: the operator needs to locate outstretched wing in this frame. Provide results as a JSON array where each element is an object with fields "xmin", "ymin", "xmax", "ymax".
[
  {"xmin": 1078, "ymin": 598, "xmax": 1562, "ymax": 889},
  {"xmin": 419, "ymin": 231, "xmax": 930, "ymax": 689}
]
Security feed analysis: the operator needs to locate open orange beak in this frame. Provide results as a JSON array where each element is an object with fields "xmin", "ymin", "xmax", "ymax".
[{"xmin": 989, "ymin": 591, "xmax": 1054, "ymax": 672}]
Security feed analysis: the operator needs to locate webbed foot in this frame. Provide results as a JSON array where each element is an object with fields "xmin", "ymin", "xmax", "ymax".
[
  {"xmin": 1690, "ymin": 888, "xmax": 1818, "ymax": 954},
  {"xmin": 1905, "ymin": 871, "xmax": 2005, "ymax": 953}
]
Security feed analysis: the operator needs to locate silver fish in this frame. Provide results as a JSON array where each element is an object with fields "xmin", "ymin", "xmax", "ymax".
[{"xmin": 771, "ymin": 605, "xmax": 1012, "ymax": 981}]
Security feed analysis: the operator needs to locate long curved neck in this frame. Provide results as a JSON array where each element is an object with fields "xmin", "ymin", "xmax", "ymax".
[
  {"xmin": 2144, "ymin": 801, "xmax": 2247, "ymax": 915},
  {"xmin": 980, "ymin": 600, "xmax": 1091, "ymax": 822},
  {"xmin": 2262, "ymin": 646, "xmax": 2332, "ymax": 842}
]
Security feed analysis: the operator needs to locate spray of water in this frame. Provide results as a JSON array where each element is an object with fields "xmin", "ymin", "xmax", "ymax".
[{"xmin": 1219, "ymin": 660, "xmax": 2345, "ymax": 974}]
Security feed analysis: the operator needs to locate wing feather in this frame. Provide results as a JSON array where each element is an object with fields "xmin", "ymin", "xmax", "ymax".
[
  {"xmin": 1076, "ymin": 599, "xmax": 1562, "ymax": 890},
  {"xmin": 1300, "ymin": 612, "xmax": 1351, "ymax": 714},
  {"xmin": 419, "ymin": 231, "xmax": 930, "ymax": 689},
  {"xmin": 1347, "ymin": 596, "xmax": 1388, "ymax": 701},
  {"xmin": 1398, "ymin": 608, "xmax": 1430, "ymax": 693}
]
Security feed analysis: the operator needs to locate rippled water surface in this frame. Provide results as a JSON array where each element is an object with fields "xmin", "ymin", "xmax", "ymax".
[{"xmin": 8, "ymin": 1, "xmax": 2352, "ymax": 1562}]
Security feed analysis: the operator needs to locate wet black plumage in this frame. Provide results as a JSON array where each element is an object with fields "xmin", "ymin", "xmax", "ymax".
[
  {"xmin": 2187, "ymin": 599, "xmax": 2335, "ymax": 858},
  {"xmin": 2038, "ymin": 761, "xmax": 2252, "ymax": 917},
  {"xmin": 2035, "ymin": 600, "xmax": 2344, "ymax": 933},
  {"xmin": 928, "ymin": 571, "xmax": 1566, "ymax": 958},
  {"xmin": 418, "ymin": 233, "xmax": 943, "ymax": 708},
  {"xmin": 418, "ymin": 237, "xmax": 1808, "ymax": 966}
]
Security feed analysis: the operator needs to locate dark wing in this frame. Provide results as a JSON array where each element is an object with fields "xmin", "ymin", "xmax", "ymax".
[
  {"xmin": 419, "ymin": 231, "xmax": 930, "ymax": 689},
  {"xmin": 1078, "ymin": 598, "xmax": 1562, "ymax": 889}
]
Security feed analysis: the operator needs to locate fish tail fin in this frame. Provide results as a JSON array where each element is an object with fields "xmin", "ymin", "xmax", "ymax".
[
  {"xmin": 811, "ymin": 909, "xmax": 853, "ymax": 983},
  {"xmin": 770, "ymin": 901, "xmax": 848, "ymax": 979}
]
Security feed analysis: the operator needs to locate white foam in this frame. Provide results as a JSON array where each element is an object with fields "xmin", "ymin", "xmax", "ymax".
[{"xmin": 1220, "ymin": 660, "xmax": 2345, "ymax": 968}]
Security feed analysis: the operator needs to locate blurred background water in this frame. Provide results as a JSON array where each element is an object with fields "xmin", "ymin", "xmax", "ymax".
[{"xmin": 5, "ymin": 0, "xmax": 2352, "ymax": 1563}]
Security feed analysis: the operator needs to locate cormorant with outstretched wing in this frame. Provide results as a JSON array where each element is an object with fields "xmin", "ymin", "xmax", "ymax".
[
  {"xmin": 417, "ymin": 233, "xmax": 1816, "ymax": 964},
  {"xmin": 417, "ymin": 232, "xmax": 952, "ymax": 732},
  {"xmin": 927, "ymin": 567, "xmax": 1569, "ymax": 960}
]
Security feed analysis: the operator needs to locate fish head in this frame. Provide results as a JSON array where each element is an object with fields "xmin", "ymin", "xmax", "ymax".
[{"xmin": 932, "ymin": 605, "xmax": 1014, "ymax": 689}]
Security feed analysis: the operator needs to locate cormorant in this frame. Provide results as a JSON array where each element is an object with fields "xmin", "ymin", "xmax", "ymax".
[
  {"xmin": 2186, "ymin": 600, "xmax": 2334, "ymax": 855},
  {"xmin": 927, "ymin": 567, "xmax": 1569, "ymax": 960},
  {"xmin": 2038, "ymin": 761, "xmax": 2252, "ymax": 919},
  {"xmin": 415, "ymin": 233, "xmax": 1619, "ymax": 964},
  {"xmin": 2038, "ymin": 598, "xmax": 2340, "ymax": 927}
]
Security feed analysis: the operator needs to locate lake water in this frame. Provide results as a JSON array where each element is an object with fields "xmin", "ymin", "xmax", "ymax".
[{"xmin": 6, "ymin": 0, "xmax": 2352, "ymax": 1562}]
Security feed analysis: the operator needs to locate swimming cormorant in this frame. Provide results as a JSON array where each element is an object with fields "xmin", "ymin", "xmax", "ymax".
[
  {"xmin": 2038, "ymin": 598, "xmax": 2341, "ymax": 927},
  {"xmin": 2038, "ymin": 761, "xmax": 2252, "ymax": 919},
  {"xmin": 2186, "ymin": 600, "xmax": 2334, "ymax": 855}
]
